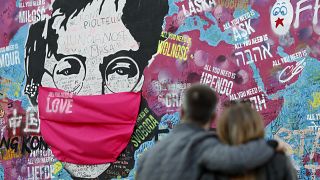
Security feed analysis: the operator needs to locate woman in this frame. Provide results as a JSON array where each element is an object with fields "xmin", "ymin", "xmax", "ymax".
[{"xmin": 203, "ymin": 100, "xmax": 297, "ymax": 180}]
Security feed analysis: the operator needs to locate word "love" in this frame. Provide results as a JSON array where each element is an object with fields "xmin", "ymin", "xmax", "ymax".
[{"xmin": 46, "ymin": 98, "xmax": 73, "ymax": 114}]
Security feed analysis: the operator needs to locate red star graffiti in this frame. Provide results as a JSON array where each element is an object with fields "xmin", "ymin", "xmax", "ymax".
[{"xmin": 275, "ymin": 17, "xmax": 284, "ymax": 28}]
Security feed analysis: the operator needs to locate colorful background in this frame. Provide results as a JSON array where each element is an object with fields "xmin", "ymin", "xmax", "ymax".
[{"xmin": 1, "ymin": 0, "xmax": 320, "ymax": 179}]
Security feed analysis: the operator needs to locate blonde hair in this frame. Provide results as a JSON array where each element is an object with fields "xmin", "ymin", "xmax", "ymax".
[
  {"xmin": 218, "ymin": 102, "xmax": 264, "ymax": 145},
  {"xmin": 217, "ymin": 102, "xmax": 265, "ymax": 180}
]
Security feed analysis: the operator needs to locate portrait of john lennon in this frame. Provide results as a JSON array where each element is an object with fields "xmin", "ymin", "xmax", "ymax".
[{"xmin": 24, "ymin": 0, "xmax": 168, "ymax": 178}]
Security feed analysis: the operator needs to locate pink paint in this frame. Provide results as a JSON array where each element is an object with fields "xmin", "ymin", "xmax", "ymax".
[{"xmin": 38, "ymin": 87, "xmax": 141, "ymax": 164}]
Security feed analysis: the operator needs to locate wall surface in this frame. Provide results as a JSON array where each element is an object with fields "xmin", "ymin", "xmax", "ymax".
[{"xmin": 0, "ymin": 0, "xmax": 320, "ymax": 179}]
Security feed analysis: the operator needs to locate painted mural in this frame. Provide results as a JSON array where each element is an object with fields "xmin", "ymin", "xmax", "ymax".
[{"xmin": 0, "ymin": 0, "xmax": 319, "ymax": 179}]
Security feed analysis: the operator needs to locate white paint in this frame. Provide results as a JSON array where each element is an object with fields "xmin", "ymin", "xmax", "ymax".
[
  {"xmin": 270, "ymin": 0, "xmax": 294, "ymax": 36},
  {"xmin": 278, "ymin": 58, "xmax": 306, "ymax": 83},
  {"xmin": 46, "ymin": 98, "xmax": 73, "ymax": 114},
  {"xmin": 63, "ymin": 163, "xmax": 111, "ymax": 178}
]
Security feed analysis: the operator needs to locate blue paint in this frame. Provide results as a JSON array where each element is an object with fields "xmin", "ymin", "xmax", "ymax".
[
  {"xmin": 265, "ymin": 57, "xmax": 320, "ymax": 178},
  {"xmin": 162, "ymin": 0, "xmax": 180, "ymax": 30},
  {"xmin": 248, "ymin": 57, "xmax": 268, "ymax": 95},
  {"xmin": 159, "ymin": 112, "xmax": 180, "ymax": 127},
  {"xmin": 276, "ymin": 46, "xmax": 287, "ymax": 57},
  {"xmin": 125, "ymin": 141, "xmax": 155, "ymax": 180},
  {"xmin": 168, "ymin": 0, "xmax": 180, "ymax": 16},
  {"xmin": 0, "ymin": 164, "xmax": 3, "ymax": 180},
  {"xmin": 51, "ymin": 161, "xmax": 72, "ymax": 180},
  {"xmin": 16, "ymin": 0, "xmax": 21, "ymax": 8},
  {"xmin": 233, "ymin": 6, "xmax": 259, "ymax": 19},
  {"xmin": 124, "ymin": 113, "xmax": 181, "ymax": 180},
  {"xmin": 0, "ymin": 24, "xmax": 31, "ymax": 110},
  {"xmin": 175, "ymin": 6, "xmax": 260, "ymax": 47}
]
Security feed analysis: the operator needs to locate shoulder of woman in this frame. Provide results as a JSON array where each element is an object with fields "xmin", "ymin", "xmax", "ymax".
[
  {"xmin": 273, "ymin": 152, "xmax": 287, "ymax": 160},
  {"xmin": 263, "ymin": 152, "xmax": 288, "ymax": 170},
  {"xmin": 261, "ymin": 153, "xmax": 297, "ymax": 179}
]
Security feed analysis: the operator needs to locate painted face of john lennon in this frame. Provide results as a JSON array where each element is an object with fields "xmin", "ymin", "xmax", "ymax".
[
  {"xmin": 24, "ymin": 0, "xmax": 168, "ymax": 178},
  {"xmin": 40, "ymin": 1, "xmax": 140, "ymax": 95},
  {"xmin": 24, "ymin": 0, "xmax": 166, "ymax": 105}
]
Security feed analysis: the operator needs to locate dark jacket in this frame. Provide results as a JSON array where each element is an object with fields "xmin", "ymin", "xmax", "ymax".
[
  {"xmin": 201, "ymin": 152, "xmax": 298, "ymax": 180},
  {"xmin": 261, "ymin": 153, "xmax": 297, "ymax": 180},
  {"xmin": 136, "ymin": 123, "xmax": 274, "ymax": 180}
]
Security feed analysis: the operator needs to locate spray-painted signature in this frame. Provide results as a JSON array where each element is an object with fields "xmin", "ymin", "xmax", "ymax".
[{"xmin": 279, "ymin": 58, "xmax": 306, "ymax": 83}]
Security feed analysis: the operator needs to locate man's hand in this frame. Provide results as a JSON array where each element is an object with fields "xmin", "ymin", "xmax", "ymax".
[
  {"xmin": 267, "ymin": 139, "xmax": 287, "ymax": 153},
  {"xmin": 276, "ymin": 141, "xmax": 287, "ymax": 153}
]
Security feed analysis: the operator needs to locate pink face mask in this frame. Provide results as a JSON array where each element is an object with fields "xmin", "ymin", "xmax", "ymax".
[{"xmin": 38, "ymin": 86, "xmax": 141, "ymax": 164}]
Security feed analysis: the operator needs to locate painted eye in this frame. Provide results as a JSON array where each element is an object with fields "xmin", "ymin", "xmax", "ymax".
[
  {"xmin": 55, "ymin": 57, "xmax": 82, "ymax": 76},
  {"xmin": 272, "ymin": 7, "xmax": 280, "ymax": 16},
  {"xmin": 105, "ymin": 57, "xmax": 138, "ymax": 80},
  {"xmin": 53, "ymin": 56, "xmax": 86, "ymax": 93},
  {"xmin": 104, "ymin": 56, "xmax": 140, "ymax": 93},
  {"xmin": 116, "ymin": 69, "xmax": 124, "ymax": 74},
  {"xmin": 115, "ymin": 67, "xmax": 130, "ymax": 75},
  {"xmin": 280, "ymin": 6, "xmax": 287, "ymax": 15},
  {"xmin": 57, "ymin": 68, "xmax": 70, "ymax": 75}
]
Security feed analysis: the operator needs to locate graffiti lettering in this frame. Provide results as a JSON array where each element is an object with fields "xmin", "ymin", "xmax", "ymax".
[
  {"xmin": 182, "ymin": 0, "xmax": 216, "ymax": 17},
  {"xmin": 161, "ymin": 31, "xmax": 191, "ymax": 45},
  {"xmin": 28, "ymin": 149, "xmax": 55, "ymax": 164},
  {"xmin": 279, "ymin": 58, "xmax": 306, "ymax": 83},
  {"xmin": 165, "ymin": 93, "xmax": 183, "ymax": 108},
  {"xmin": 294, "ymin": 0, "xmax": 320, "ymax": 29},
  {"xmin": 235, "ymin": 43, "xmax": 272, "ymax": 66},
  {"xmin": 272, "ymin": 50, "xmax": 307, "ymax": 67},
  {"xmin": 216, "ymin": 0, "xmax": 249, "ymax": 9},
  {"xmin": 8, "ymin": 109, "xmax": 22, "ymax": 136},
  {"xmin": 307, "ymin": 114, "xmax": 320, "ymax": 120},
  {"xmin": 210, "ymin": 66, "xmax": 236, "ymax": 79},
  {"xmin": 131, "ymin": 115, "xmax": 159, "ymax": 147},
  {"xmin": 233, "ymin": 19, "xmax": 256, "ymax": 41},
  {"xmin": 0, "ymin": 136, "xmax": 48, "ymax": 154},
  {"xmin": 157, "ymin": 40, "xmax": 189, "ymax": 61},
  {"xmin": 18, "ymin": 6, "xmax": 46, "ymax": 23},
  {"xmin": 0, "ymin": 136, "xmax": 19, "ymax": 152},
  {"xmin": 27, "ymin": 165, "xmax": 55, "ymax": 180},
  {"xmin": 200, "ymin": 72, "xmax": 234, "ymax": 96},
  {"xmin": 46, "ymin": 97, "xmax": 73, "ymax": 114},
  {"xmin": 18, "ymin": 0, "xmax": 46, "ymax": 8},
  {"xmin": 249, "ymin": 94, "xmax": 267, "ymax": 111},
  {"xmin": 234, "ymin": 34, "xmax": 268, "ymax": 50},
  {"xmin": 24, "ymin": 108, "xmax": 40, "ymax": 133},
  {"xmin": 83, "ymin": 16, "xmax": 122, "ymax": 29},
  {"xmin": 0, "ymin": 50, "xmax": 20, "ymax": 68}
]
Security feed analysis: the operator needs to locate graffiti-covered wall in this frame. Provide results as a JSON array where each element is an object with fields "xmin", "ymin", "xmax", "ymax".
[{"xmin": 0, "ymin": 0, "xmax": 320, "ymax": 179}]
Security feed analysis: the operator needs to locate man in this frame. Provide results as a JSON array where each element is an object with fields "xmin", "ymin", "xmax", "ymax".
[
  {"xmin": 24, "ymin": 0, "xmax": 168, "ymax": 178},
  {"xmin": 136, "ymin": 84, "xmax": 279, "ymax": 180}
]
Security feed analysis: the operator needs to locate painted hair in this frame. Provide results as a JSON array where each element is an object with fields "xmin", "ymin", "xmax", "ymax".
[{"xmin": 24, "ymin": 0, "xmax": 169, "ymax": 105}]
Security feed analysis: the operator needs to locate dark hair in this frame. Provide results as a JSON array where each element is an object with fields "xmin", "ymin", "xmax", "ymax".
[
  {"xmin": 24, "ymin": 0, "xmax": 169, "ymax": 105},
  {"xmin": 183, "ymin": 84, "xmax": 218, "ymax": 125},
  {"xmin": 223, "ymin": 99, "xmax": 252, "ymax": 107}
]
